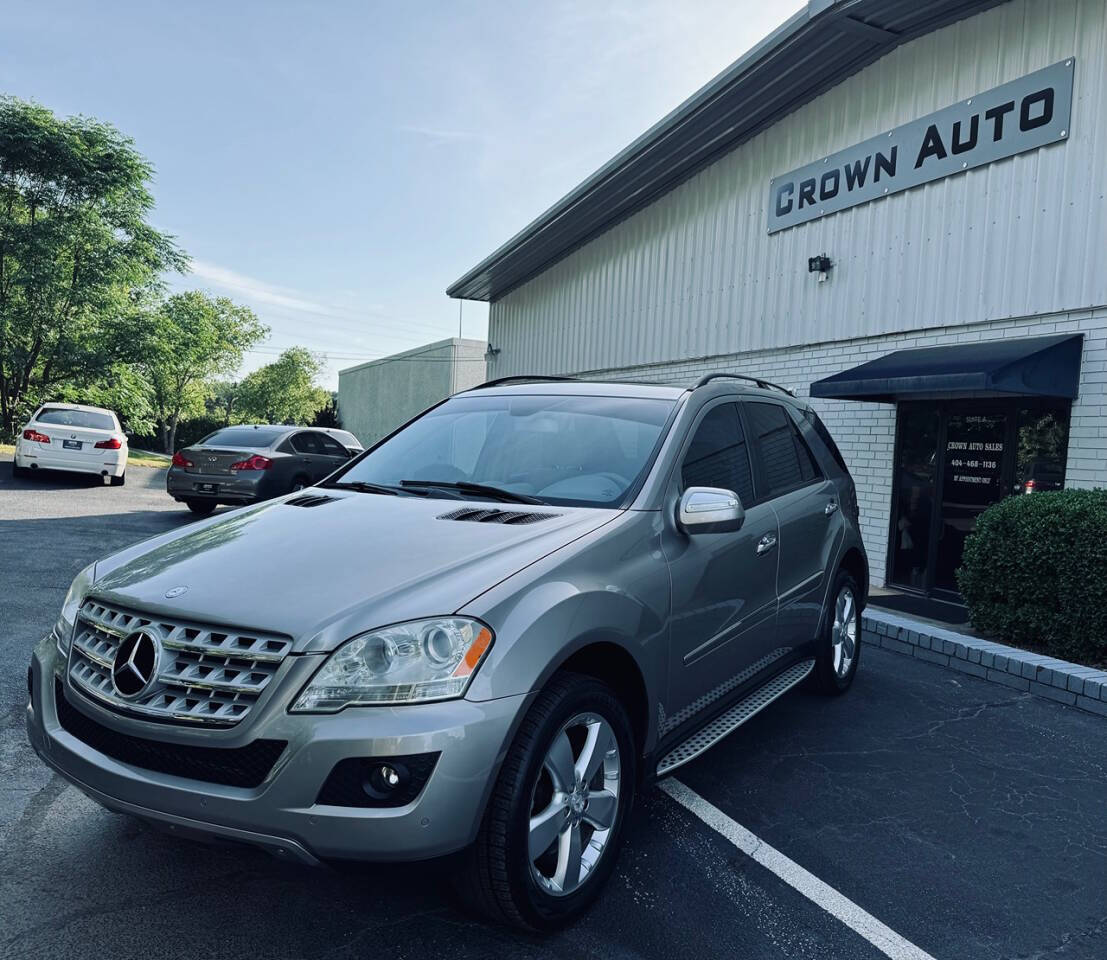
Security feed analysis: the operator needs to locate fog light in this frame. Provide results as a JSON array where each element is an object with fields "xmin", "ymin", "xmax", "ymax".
[{"xmin": 364, "ymin": 761, "xmax": 409, "ymax": 800}]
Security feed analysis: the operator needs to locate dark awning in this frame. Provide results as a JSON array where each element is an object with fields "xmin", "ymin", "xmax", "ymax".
[{"xmin": 810, "ymin": 334, "xmax": 1084, "ymax": 403}]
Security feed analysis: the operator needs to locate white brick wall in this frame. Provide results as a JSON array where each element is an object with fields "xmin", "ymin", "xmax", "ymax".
[{"xmin": 572, "ymin": 308, "xmax": 1107, "ymax": 589}]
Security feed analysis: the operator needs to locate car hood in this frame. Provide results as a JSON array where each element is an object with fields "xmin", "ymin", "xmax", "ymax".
[{"xmin": 91, "ymin": 491, "xmax": 617, "ymax": 652}]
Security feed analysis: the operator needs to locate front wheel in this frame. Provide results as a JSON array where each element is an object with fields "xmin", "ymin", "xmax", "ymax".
[
  {"xmin": 456, "ymin": 672, "xmax": 636, "ymax": 931},
  {"xmin": 811, "ymin": 569, "xmax": 862, "ymax": 694}
]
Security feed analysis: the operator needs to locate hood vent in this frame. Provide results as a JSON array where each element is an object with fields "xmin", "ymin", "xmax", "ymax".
[
  {"xmin": 285, "ymin": 494, "xmax": 340, "ymax": 508},
  {"xmin": 437, "ymin": 507, "xmax": 560, "ymax": 526}
]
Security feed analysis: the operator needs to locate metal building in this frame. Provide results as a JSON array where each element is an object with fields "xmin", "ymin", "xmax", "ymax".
[
  {"xmin": 448, "ymin": 0, "xmax": 1107, "ymax": 600},
  {"xmin": 337, "ymin": 338, "xmax": 487, "ymax": 446}
]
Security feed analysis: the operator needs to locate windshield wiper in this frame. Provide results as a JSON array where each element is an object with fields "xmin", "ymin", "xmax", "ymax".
[
  {"xmin": 323, "ymin": 480, "xmax": 424, "ymax": 497},
  {"xmin": 399, "ymin": 480, "xmax": 545, "ymax": 505}
]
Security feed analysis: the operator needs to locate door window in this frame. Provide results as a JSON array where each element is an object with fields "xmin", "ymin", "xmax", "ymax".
[
  {"xmin": 746, "ymin": 401, "xmax": 821, "ymax": 497},
  {"xmin": 890, "ymin": 406, "xmax": 939, "ymax": 589},
  {"xmin": 680, "ymin": 403, "xmax": 755, "ymax": 503},
  {"xmin": 316, "ymin": 433, "xmax": 349, "ymax": 457},
  {"xmin": 290, "ymin": 432, "xmax": 319, "ymax": 454}
]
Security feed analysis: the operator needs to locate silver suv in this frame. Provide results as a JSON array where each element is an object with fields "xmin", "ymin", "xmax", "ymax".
[{"xmin": 27, "ymin": 375, "xmax": 867, "ymax": 930}]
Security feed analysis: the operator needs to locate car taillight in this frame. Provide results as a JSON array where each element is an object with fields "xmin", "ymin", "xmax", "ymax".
[
  {"xmin": 23, "ymin": 429, "xmax": 50, "ymax": 443},
  {"xmin": 94, "ymin": 437, "xmax": 123, "ymax": 449},
  {"xmin": 1024, "ymin": 479, "xmax": 1036, "ymax": 494},
  {"xmin": 172, "ymin": 451, "xmax": 194, "ymax": 468},
  {"xmin": 231, "ymin": 455, "xmax": 272, "ymax": 471}
]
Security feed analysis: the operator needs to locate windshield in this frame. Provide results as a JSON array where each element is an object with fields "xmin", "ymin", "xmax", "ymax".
[
  {"xmin": 35, "ymin": 407, "xmax": 115, "ymax": 431},
  {"xmin": 199, "ymin": 426, "xmax": 285, "ymax": 448},
  {"xmin": 336, "ymin": 393, "xmax": 674, "ymax": 506}
]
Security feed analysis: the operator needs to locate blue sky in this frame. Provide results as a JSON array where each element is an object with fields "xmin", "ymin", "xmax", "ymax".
[{"xmin": 2, "ymin": 0, "xmax": 802, "ymax": 387}]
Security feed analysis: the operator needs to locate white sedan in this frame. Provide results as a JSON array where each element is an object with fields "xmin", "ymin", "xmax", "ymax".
[{"xmin": 13, "ymin": 403, "xmax": 128, "ymax": 485}]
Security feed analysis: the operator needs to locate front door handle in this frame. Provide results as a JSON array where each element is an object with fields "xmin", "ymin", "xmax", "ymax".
[
  {"xmin": 756, "ymin": 533, "xmax": 777, "ymax": 556},
  {"xmin": 825, "ymin": 500, "xmax": 839, "ymax": 516}
]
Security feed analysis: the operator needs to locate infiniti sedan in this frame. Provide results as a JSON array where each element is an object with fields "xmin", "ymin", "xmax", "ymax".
[{"xmin": 167, "ymin": 425, "xmax": 356, "ymax": 515}]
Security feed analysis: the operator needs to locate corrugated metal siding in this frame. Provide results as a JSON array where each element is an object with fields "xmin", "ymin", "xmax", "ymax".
[{"xmin": 488, "ymin": 0, "xmax": 1107, "ymax": 377}]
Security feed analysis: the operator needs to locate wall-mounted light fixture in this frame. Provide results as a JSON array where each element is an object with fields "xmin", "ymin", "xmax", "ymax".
[
  {"xmin": 808, "ymin": 253, "xmax": 833, "ymax": 283},
  {"xmin": 485, "ymin": 344, "xmax": 501, "ymax": 359}
]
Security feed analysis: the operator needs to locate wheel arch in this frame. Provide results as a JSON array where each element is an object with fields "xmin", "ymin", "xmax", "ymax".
[{"xmin": 552, "ymin": 637, "xmax": 651, "ymax": 765}]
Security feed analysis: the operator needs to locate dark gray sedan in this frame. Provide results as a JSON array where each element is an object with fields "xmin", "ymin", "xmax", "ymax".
[{"xmin": 167, "ymin": 425, "xmax": 357, "ymax": 515}]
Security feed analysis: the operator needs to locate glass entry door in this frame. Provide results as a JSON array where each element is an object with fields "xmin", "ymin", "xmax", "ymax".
[
  {"xmin": 933, "ymin": 409, "xmax": 1009, "ymax": 591},
  {"xmin": 887, "ymin": 399, "xmax": 1070, "ymax": 598}
]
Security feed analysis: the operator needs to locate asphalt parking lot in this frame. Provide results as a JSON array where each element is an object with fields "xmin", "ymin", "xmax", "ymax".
[{"xmin": 2, "ymin": 460, "xmax": 1105, "ymax": 960}]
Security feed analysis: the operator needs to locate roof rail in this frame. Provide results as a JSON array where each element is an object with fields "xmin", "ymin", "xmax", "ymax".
[
  {"xmin": 467, "ymin": 375, "xmax": 577, "ymax": 391},
  {"xmin": 693, "ymin": 373, "xmax": 795, "ymax": 396}
]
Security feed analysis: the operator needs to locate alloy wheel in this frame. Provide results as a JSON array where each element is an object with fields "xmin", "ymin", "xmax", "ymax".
[
  {"xmin": 831, "ymin": 585, "xmax": 858, "ymax": 678},
  {"xmin": 528, "ymin": 712, "xmax": 621, "ymax": 897}
]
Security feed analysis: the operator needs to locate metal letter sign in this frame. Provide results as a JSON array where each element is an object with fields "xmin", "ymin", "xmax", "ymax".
[{"xmin": 767, "ymin": 59, "xmax": 1074, "ymax": 233}]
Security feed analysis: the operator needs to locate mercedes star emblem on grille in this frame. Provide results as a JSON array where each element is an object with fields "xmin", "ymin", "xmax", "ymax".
[{"xmin": 111, "ymin": 631, "xmax": 160, "ymax": 698}]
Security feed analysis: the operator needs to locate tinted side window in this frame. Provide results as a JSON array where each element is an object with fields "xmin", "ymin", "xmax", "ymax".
[
  {"xmin": 316, "ymin": 433, "xmax": 348, "ymax": 456},
  {"xmin": 680, "ymin": 403, "xmax": 755, "ymax": 503},
  {"xmin": 290, "ymin": 432, "xmax": 318, "ymax": 454},
  {"xmin": 802, "ymin": 408, "xmax": 850, "ymax": 475},
  {"xmin": 746, "ymin": 401, "xmax": 821, "ymax": 496}
]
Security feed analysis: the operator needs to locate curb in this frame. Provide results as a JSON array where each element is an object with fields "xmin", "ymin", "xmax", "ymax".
[{"xmin": 861, "ymin": 607, "xmax": 1107, "ymax": 719}]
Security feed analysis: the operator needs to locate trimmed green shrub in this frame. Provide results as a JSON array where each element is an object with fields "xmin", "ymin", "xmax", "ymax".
[{"xmin": 957, "ymin": 489, "xmax": 1107, "ymax": 662}]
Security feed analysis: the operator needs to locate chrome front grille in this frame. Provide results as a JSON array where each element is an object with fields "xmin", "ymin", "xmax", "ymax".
[{"xmin": 67, "ymin": 599, "xmax": 293, "ymax": 726}]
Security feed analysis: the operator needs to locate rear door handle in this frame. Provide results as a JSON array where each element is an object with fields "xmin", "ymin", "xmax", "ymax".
[
  {"xmin": 756, "ymin": 533, "xmax": 777, "ymax": 556},
  {"xmin": 825, "ymin": 500, "xmax": 839, "ymax": 516}
]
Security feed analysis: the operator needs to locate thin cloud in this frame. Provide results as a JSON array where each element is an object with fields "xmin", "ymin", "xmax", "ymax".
[
  {"xmin": 189, "ymin": 260, "xmax": 384, "ymax": 322},
  {"xmin": 400, "ymin": 124, "xmax": 486, "ymax": 144}
]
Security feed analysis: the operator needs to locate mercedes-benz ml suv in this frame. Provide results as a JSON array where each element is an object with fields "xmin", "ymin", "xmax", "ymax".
[{"xmin": 27, "ymin": 375, "xmax": 867, "ymax": 930}]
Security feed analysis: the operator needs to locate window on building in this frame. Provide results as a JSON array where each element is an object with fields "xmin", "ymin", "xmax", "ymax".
[
  {"xmin": 746, "ymin": 401, "xmax": 821, "ymax": 496},
  {"xmin": 680, "ymin": 403, "xmax": 755, "ymax": 503}
]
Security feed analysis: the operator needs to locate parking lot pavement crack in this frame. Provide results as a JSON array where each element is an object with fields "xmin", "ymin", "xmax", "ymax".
[
  {"xmin": 1008, "ymin": 915, "xmax": 1107, "ymax": 959},
  {"xmin": 900, "ymin": 694, "xmax": 1029, "ymax": 742}
]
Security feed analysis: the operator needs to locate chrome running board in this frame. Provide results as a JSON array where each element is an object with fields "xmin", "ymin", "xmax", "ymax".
[{"xmin": 656, "ymin": 659, "xmax": 815, "ymax": 777}]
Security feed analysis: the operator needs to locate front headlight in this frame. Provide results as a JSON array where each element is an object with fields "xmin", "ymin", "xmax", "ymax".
[
  {"xmin": 55, "ymin": 562, "xmax": 95, "ymax": 657},
  {"xmin": 291, "ymin": 617, "xmax": 494, "ymax": 712}
]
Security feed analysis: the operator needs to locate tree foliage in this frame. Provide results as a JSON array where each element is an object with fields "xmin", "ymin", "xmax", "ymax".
[
  {"xmin": 0, "ymin": 97, "xmax": 185, "ymax": 436},
  {"xmin": 235, "ymin": 346, "xmax": 329, "ymax": 425},
  {"xmin": 142, "ymin": 291, "xmax": 266, "ymax": 451}
]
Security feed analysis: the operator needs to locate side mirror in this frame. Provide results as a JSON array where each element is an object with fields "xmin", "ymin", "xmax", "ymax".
[{"xmin": 678, "ymin": 486, "xmax": 745, "ymax": 534}]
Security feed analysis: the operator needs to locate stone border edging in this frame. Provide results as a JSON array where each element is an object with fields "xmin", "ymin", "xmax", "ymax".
[{"xmin": 861, "ymin": 607, "xmax": 1107, "ymax": 719}]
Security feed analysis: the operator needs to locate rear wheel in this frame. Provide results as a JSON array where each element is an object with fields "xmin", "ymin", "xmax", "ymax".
[
  {"xmin": 455, "ymin": 672, "xmax": 635, "ymax": 931},
  {"xmin": 812, "ymin": 569, "xmax": 861, "ymax": 694},
  {"xmin": 110, "ymin": 472, "xmax": 125, "ymax": 487},
  {"xmin": 12, "ymin": 462, "xmax": 30, "ymax": 479},
  {"xmin": 290, "ymin": 474, "xmax": 311, "ymax": 493},
  {"xmin": 184, "ymin": 499, "xmax": 216, "ymax": 516}
]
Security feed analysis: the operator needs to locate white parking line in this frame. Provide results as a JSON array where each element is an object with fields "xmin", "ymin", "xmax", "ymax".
[{"xmin": 660, "ymin": 779, "xmax": 938, "ymax": 960}]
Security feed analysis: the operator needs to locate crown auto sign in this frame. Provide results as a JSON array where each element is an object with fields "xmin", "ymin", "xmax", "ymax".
[{"xmin": 767, "ymin": 59, "xmax": 1074, "ymax": 234}]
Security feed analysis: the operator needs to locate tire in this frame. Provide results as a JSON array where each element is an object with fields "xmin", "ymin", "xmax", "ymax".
[
  {"xmin": 110, "ymin": 472, "xmax": 125, "ymax": 487},
  {"xmin": 811, "ymin": 568, "xmax": 862, "ymax": 694},
  {"xmin": 12, "ymin": 463, "xmax": 30, "ymax": 479},
  {"xmin": 184, "ymin": 499, "xmax": 217, "ymax": 516},
  {"xmin": 290, "ymin": 475, "xmax": 311, "ymax": 493},
  {"xmin": 455, "ymin": 671, "xmax": 636, "ymax": 931}
]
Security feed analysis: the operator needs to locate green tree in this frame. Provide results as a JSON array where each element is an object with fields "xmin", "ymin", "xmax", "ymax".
[
  {"xmin": 52, "ymin": 362, "xmax": 157, "ymax": 437},
  {"xmin": 235, "ymin": 346, "xmax": 329, "ymax": 425},
  {"xmin": 143, "ymin": 291, "xmax": 266, "ymax": 452},
  {"xmin": 0, "ymin": 97, "xmax": 185, "ymax": 436}
]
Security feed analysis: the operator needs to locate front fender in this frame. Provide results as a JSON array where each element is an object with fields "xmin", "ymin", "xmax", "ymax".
[{"xmin": 461, "ymin": 511, "xmax": 669, "ymax": 746}]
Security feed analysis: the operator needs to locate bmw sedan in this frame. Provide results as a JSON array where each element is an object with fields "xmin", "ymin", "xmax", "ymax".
[
  {"xmin": 13, "ymin": 403, "xmax": 128, "ymax": 485},
  {"xmin": 167, "ymin": 425, "xmax": 356, "ymax": 515}
]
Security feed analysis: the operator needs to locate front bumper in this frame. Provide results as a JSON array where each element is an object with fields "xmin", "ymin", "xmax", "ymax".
[{"xmin": 27, "ymin": 636, "xmax": 528, "ymax": 864}]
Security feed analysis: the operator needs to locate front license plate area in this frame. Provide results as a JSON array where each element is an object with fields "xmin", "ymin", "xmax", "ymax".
[{"xmin": 62, "ymin": 440, "xmax": 82, "ymax": 450}]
